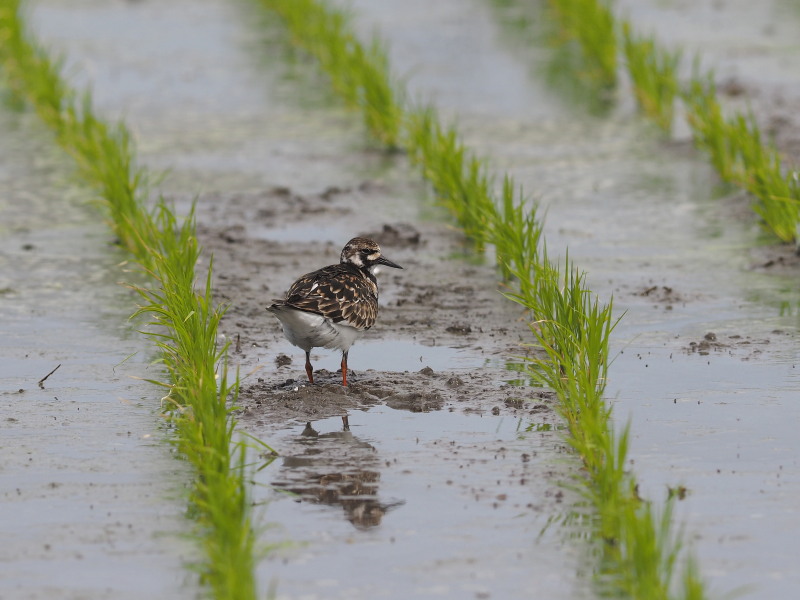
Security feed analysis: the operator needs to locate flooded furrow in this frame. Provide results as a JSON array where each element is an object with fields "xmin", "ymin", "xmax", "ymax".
[{"xmin": 0, "ymin": 113, "xmax": 193, "ymax": 597}]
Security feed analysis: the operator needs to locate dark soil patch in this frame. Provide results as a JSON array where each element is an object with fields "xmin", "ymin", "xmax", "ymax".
[
  {"xmin": 749, "ymin": 243, "xmax": 800, "ymax": 272},
  {"xmin": 682, "ymin": 330, "xmax": 792, "ymax": 358},
  {"xmin": 238, "ymin": 366, "xmax": 556, "ymax": 427}
]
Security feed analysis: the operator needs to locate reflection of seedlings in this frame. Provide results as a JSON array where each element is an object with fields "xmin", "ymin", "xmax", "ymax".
[
  {"xmin": 667, "ymin": 485, "xmax": 688, "ymax": 501},
  {"xmin": 526, "ymin": 422, "xmax": 565, "ymax": 432},
  {"xmin": 37, "ymin": 364, "xmax": 61, "ymax": 389}
]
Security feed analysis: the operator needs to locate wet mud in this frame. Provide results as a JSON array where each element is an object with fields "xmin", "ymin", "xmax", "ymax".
[{"xmin": 188, "ymin": 185, "xmax": 550, "ymax": 425}]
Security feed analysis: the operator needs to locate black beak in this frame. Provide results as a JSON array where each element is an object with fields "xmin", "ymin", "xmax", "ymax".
[{"xmin": 375, "ymin": 255, "xmax": 403, "ymax": 269}]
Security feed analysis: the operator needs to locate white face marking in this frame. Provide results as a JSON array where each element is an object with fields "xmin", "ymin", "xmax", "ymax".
[
  {"xmin": 367, "ymin": 252, "xmax": 381, "ymax": 262},
  {"xmin": 349, "ymin": 254, "xmax": 364, "ymax": 267}
]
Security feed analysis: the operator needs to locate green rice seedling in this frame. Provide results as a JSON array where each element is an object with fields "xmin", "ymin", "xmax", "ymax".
[
  {"xmin": 487, "ymin": 0, "xmax": 614, "ymax": 116},
  {"xmin": 723, "ymin": 113, "xmax": 800, "ymax": 242},
  {"xmin": 0, "ymin": 2, "xmax": 266, "ymax": 597},
  {"xmin": 546, "ymin": 0, "xmax": 617, "ymax": 90},
  {"xmin": 684, "ymin": 72, "xmax": 800, "ymax": 242},
  {"xmin": 259, "ymin": 0, "xmax": 402, "ymax": 148},
  {"xmin": 0, "ymin": 2, "xmax": 151, "ymax": 258},
  {"xmin": 517, "ymin": 0, "xmax": 797, "ymax": 243},
  {"xmin": 749, "ymin": 167, "xmax": 800, "ymax": 244},
  {"xmin": 621, "ymin": 20, "xmax": 681, "ymax": 133},
  {"xmin": 405, "ymin": 105, "xmax": 498, "ymax": 250},
  {"xmin": 488, "ymin": 176, "xmax": 543, "ymax": 296},
  {"xmin": 129, "ymin": 206, "xmax": 262, "ymax": 596},
  {"xmin": 683, "ymin": 74, "xmax": 739, "ymax": 182}
]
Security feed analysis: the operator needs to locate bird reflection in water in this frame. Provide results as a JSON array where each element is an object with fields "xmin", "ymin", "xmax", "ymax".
[{"xmin": 271, "ymin": 421, "xmax": 403, "ymax": 529}]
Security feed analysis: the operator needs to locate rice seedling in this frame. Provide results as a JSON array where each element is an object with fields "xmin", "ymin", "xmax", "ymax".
[
  {"xmin": 405, "ymin": 105, "xmax": 498, "ymax": 251},
  {"xmin": 622, "ymin": 21, "xmax": 681, "ymax": 133},
  {"xmin": 257, "ymin": 0, "xmax": 708, "ymax": 596},
  {"xmin": 684, "ymin": 72, "xmax": 800, "ymax": 242},
  {"xmin": 538, "ymin": 0, "xmax": 800, "ymax": 241},
  {"xmin": 546, "ymin": 0, "xmax": 617, "ymax": 90},
  {"xmin": 0, "ymin": 1, "xmax": 267, "ymax": 597},
  {"xmin": 255, "ymin": 0, "xmax": 402, "ymax": 148}
]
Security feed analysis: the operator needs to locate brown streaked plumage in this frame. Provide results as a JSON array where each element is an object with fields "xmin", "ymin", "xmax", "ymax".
[{"xmin": 267, "ymin": 237, "xmax": 402, "ymax": 388}]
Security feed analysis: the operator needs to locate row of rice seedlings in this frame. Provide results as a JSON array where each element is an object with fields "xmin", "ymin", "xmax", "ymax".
[
  {"xmin": 0, "ymin": 1, "xmax": 265, "ymax": 597},
  {"xmin": 543, "ymin": 0, "xmax": 799, "ymax": 242},
  {"xmin": 621, "ymin": 21, "xmax": 682, "ymax": 133},
  {"xmin": 684, "ymin": 74, "xmax": 800, "ymax": 243},
  {"xmin": 515, "ymin": 255, "xmax": 704, "ymax": 598},
  {"xmin": 546, "ymin": 0, "xmax": 617, "ymax": 90},
  {"xmin": 257, "ymin": 0, "xmax": 402, "ymax": 148},
  {"xmin": 404, "ymin": 106, "xmax": 497, "ymax": 251},
  {"xmin": 257, "ymin": 0, "xmax": 707, "ymax": 596}
]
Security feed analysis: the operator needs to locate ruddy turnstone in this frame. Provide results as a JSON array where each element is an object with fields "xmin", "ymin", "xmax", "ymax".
[{"xmin": 267, "ymin": 237, "xmax": 402, "ymax": 386}]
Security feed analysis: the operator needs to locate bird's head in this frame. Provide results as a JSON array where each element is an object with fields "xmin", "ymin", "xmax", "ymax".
[{"xmin": 340, "ymin": 237, "xmax": 403, "ymax": 272}]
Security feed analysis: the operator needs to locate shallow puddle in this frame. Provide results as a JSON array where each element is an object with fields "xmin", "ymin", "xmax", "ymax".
[
  {"xmin": 251, "ymin": 406, "xmax": 585, "ymax": 600},
  {"xmin": 269, "ymin": 338, "xmax": 492, "ymax": 375}
]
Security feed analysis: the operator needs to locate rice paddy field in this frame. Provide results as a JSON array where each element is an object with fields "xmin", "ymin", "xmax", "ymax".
[{"xmin": 1, "ymin": 1, "xmax": 799, "ymax": 599}]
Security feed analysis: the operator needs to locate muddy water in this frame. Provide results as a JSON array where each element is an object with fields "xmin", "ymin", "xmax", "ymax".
[
  {"xmin": 0, "ymin": 113, "xmax": 194, "ymax": 597},
  {"xmin": 17, "ymin": 0, "xmax": 800, "ymax": 598}
]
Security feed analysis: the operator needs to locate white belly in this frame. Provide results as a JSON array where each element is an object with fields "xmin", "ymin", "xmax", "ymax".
[{"xmin": 269, "ymin": 305, "xmax": 363, "ymax": 353}]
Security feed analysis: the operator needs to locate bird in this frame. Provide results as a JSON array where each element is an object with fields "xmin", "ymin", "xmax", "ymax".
[{"xmin": 267, "ymin": 237, "xmax": 403, "ymax": 387}]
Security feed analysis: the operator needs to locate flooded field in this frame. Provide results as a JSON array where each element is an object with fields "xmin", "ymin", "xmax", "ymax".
[{"xmin": 3, "ymin": 0, "xmax": 799, "ymax": 598}]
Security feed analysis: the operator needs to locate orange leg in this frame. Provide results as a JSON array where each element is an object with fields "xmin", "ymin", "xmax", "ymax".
[
  {"xmin": 341, "ymin": 351, "xmax": 349, "ymax": 387},
  {"xmin": 304, "ymin": 351, "xmax": 314, "ymax": 384}
]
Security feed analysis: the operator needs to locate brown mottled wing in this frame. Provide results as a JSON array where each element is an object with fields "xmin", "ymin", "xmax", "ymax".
[{"xmin": 284, "ymin": 264, "xmax": 378, "ymax": 330}]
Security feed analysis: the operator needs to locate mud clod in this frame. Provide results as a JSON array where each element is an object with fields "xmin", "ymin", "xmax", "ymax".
[
  {"xmin": 446, "ymin": 324, "xmax": 472, "ymax": 335},
  {"xmin": 447, "ymin": 376, "xmax": 464, "ymax": 388},
  {"xmin": 364, "ymin": 223, "xmax": 422, "ymax": 248},
  {"xmin": 384, "ymin": 391, "xmax": 443, "ymax": 413},
  {"xmin": 504, "ymin": 398, "xmax": 525, "ymax": 409}
]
